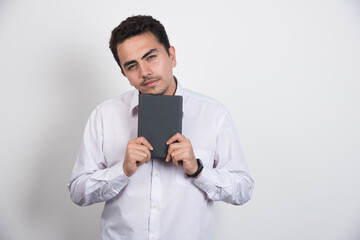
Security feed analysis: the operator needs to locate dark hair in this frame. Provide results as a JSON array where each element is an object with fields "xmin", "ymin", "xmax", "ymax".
[{"xmin": 109, "ymin": 15, "xmax": 170, "ymax": 70}]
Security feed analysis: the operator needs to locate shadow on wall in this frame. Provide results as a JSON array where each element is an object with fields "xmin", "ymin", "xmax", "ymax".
[{"xmin": 24, "ymin": 46, "xmax": 126, "ymax": 239}]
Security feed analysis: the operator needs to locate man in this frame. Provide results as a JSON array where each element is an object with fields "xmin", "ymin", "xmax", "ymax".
[{"xmin": 68, "ymin": 15, "xmax": 254, "ymax": 240}]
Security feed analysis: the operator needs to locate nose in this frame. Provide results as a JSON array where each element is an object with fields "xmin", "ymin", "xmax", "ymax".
[{"xmin": 138, "ymin": 62, "xmax": 152, "ymax": 77}]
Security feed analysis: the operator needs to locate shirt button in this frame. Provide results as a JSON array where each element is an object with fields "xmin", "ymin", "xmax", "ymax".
[
  {"xmin": 152, "ymin": 204, "xmax": 157, "ymax": 209},
  {"xmin": 155, "ymin": 172, "xmax": 160, "ymax": 177},
  {"xmin": 199, "ymin": 184, "xmax": 203, "ymax": 187}
]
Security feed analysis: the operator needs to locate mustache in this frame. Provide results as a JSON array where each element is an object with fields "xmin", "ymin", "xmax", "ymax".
[{"xmin": 141, "ymin": 76, "xmax": 160, "ymax": 86}]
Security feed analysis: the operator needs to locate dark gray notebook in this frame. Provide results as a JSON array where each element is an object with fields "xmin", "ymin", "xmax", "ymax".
[{"xmin": 138, "ymin": 95, "xmax": 183, "ymax": 158}]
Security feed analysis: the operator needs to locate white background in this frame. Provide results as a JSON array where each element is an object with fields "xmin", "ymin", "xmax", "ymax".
[{"xmin": 1, "ymin": 0, "xmax": 360, "ymax": 239}]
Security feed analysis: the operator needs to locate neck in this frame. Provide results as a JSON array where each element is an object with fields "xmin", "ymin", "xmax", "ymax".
[{"xmin": 164, "ymin": 76, "xmax": 177, "ymax": 96}]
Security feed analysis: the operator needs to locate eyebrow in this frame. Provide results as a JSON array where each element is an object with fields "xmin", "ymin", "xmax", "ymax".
[
  {"xmin": 123, "ymin": 60, "xmax": 136, "ymax": 69},
  {"xmin": 123, "ymin": 48, "xmax": 159, "ymax": 69},
  {"xmin": 141, "ymin": 48, "xmax": 158, "ymax": 60}
]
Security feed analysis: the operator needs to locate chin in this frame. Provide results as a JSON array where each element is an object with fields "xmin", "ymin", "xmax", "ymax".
[{"xmin": 142, "ymin": 87, "xmax": 167, "ymax": 95}]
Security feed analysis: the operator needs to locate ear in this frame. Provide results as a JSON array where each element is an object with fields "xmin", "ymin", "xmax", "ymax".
[{"xmin": 169, "ymin": 46, "xmax": 177, "ymax": 68}]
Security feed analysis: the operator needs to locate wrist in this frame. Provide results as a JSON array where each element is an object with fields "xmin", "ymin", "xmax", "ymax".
[
  {"xmin": 123, "ymin": 164, "xmax": 132, "ymax": 177},
  {"xmin": 195, "ymin": 169, "xmax": 203, "ymax": 179},
  {"xmin": 186, "ymin": 158, "xmax": 203, "ymax": 178}
]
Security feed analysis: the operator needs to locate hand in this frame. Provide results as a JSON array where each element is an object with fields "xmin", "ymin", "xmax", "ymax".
[
  {"xmin": 165, "ymin": 133, "xmax": 198, "ymax": 176},
  {"xmin": 123, "ymin": 136, "xmax": 153, "ymax": 177}
]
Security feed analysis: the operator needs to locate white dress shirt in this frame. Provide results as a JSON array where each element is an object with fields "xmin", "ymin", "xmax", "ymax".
[{"xmin": 67, "ymin": 83, "xmax": 254, "ymax": 240}]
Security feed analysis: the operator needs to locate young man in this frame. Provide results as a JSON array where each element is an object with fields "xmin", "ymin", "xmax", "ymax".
[{"xmin": 68, "ymin": 15, "xmax": 254, "ymax": 240}]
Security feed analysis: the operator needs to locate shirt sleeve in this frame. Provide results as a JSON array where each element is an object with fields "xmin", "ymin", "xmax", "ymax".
[
  {"xmin": 193, "ymin": 109, "xmax": 255, "ymax": 205},
  {"xmin": 67, "ymin": 108, "xmax": 129, "ymax": 206}
]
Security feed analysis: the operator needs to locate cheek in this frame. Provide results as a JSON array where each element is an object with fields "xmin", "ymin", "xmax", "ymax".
[
  {"xmin": 149, "ymin": 60, "xmax": 160, "ymax": 71},
  {"xmin": 154, "ymin": 58, "xmax": 172, "ymax": 75}
]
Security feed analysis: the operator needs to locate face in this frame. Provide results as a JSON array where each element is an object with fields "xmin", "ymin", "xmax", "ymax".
[{"xmin": 116, "ymin": 32, "xmax": 177, "ymax": 95}]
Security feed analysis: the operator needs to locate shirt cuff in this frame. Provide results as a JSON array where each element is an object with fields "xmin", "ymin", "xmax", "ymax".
[
  {"xmin": 193, "ymin": 167, "xmax": 216, "ymax": 193},
  {"xmin": 107, "ymin": 163, "xmax": 130, "ymax": 191}
]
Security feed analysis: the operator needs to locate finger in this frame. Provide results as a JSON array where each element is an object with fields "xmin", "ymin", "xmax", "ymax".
[
  {"xmin": 128, "ymin": 149, "xmax": 149, "ymax": 163},
  {"xmin": 129, "ymin": 144, "xmax": 151, "ymax": 161},
  {"xmin": 166, "ymin": 133, "xmax": 186, "ymax": 145},
  {"xmin": 165, "ymin": 151, "xmax": 171, "ymax": 163},
  {"xmin": 171, "ymin": 148, "xmax": 187, "ymax": 166},
  {"xmin": 167, "ymin": 142, "xmax": 186, "ymax": 153},
  {"xmin": 166, "ymin": 141, "xmax": 188, "ymax": 163},
  {"xmin": 166, "ymin": 142, "xmax": 182, "ymax": 162},
  {"xmin": 134, "ymin": 136, "xmax": 153, "ymax": 150},
  {"xmin": 129, "ymin": 143, "xmax": 151, "ymax": 152},
  {"xmin": 136, "ymin": 160, "xmax": 145, "ymax": 167}
]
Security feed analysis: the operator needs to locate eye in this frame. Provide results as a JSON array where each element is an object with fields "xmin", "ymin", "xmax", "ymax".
[
  {"xmin": 127, "ymin": 64, "xmax": 137, "ymax": 71},
  {"xmin": 147, "ymin": 55, "xmax": 156, "ymax": 61}
]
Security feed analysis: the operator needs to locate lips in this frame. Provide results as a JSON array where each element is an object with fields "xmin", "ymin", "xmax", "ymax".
[{"xmin": 144, "ymin": 79, "xmax": 159, "ymax": 87}]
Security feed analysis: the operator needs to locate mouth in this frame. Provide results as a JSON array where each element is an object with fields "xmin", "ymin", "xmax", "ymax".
[{"xmin": 143, "ymin": 79, "xmax": 159, "ymax": 87}]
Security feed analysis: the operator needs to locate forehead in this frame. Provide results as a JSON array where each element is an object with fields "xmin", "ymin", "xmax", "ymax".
[{"xmin": 116, "ymin": 32, "xmax": 163, "ymax": 63}]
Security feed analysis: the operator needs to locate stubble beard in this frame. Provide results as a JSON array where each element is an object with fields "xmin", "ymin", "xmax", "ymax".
[
  {"xmin": 140, "ymin": 76, "xmax": 169, "ymax": 95},
  {"xmin": 144, "ymin": 84, "xmax": 168, "ymax": 95}
]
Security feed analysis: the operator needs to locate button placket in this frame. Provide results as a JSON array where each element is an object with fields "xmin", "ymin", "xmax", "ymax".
[{"xmin": 148, "ymin": 159, "xmax": 161, "ymax": 240}]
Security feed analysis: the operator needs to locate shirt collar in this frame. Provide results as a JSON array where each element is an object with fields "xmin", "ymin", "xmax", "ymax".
[
  {"xmin": 129, "ymin": 89, "xmax": 140, "ymax": 116},
  {"xmin": 129, "ymin": 77, "xmax": 187, "ymax": 116}
]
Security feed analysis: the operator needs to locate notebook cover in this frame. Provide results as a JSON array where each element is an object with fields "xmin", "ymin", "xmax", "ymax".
[{"xmin": 138, "ymin": 95, "xmax": 183, "ymax": 158}]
